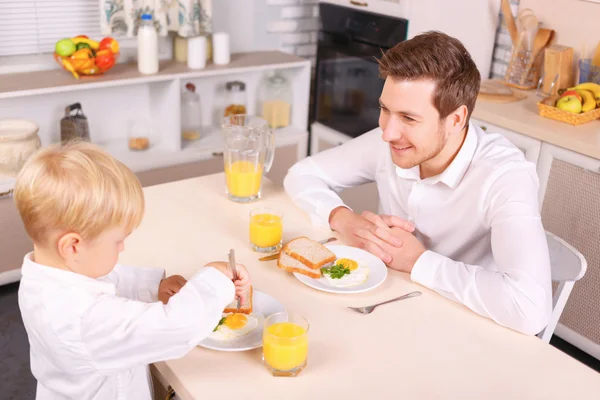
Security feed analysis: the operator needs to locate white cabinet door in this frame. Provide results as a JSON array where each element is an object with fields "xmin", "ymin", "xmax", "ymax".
[
  {"xmin": 311, "ymin": 124, "xmax": 379, "ymax": 215},
  {"xmin": 537, "ymin": 142, "xmax": 600, "ymax": 360},
  {"xmin": 472, "ymin": 119, "xmax": 542, "ymax": 165}
]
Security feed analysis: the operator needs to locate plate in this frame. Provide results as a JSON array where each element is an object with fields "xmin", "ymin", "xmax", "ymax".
[
  {"xmin": 198, "ymin": 290, "xmax": 285, "ymax": 352},
  {"xmin": 292, "ymin": 245, "xmax": 387, "ymax": 294}
]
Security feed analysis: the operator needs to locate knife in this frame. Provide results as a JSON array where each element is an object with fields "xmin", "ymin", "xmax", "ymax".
[
  {"xmin": 228, "ymin": 249, "xmax": 241, "ymax": 310},
  {"xmin": 258, "ymin": 237, "xmax": 337, "ymax": 261}
]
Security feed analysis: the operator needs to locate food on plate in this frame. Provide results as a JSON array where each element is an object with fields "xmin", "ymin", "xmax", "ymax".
[
  {"xmin": 211, "ymin": 312, "xmax": 261, "ymax": 341},
  {"xmin": 277, "ymin": 237, "xmax": 336, "ymax": 279},
  {"xmin": 322, "ymin": 258, "xmax": 370, "ymax": 288},
  {"xmin": 224, "ymin": 286, "xmax": 253, "ymax": 314}
]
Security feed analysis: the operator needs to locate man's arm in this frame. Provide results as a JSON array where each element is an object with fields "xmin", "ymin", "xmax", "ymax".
[
  {"xmin": 411, "ymin": 165, "xmax": 552, "ymax": 335},
  {"xmin": 283, "ymin": 128, "xmax": 383, "ymax": 227}
]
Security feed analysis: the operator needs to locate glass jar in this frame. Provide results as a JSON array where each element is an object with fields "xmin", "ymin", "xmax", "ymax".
[
  {"xmin": 259, "ymin": 72, "xmax": 292, "ymax": 129},
  {"xmin": 224, "ymin": 81, "xmax": 247, "ymax": 117},
  {"xmin": 181, "ymin": 82, "xmax": 202, "ymax": 141}
]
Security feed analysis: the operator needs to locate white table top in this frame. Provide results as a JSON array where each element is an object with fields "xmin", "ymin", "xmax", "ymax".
[{"xmin": 119, "ymin": 173, "xmax": 600, "ymax": 400}]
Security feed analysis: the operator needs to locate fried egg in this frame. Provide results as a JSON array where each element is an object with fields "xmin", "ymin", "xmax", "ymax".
[
  {"xmin": 210, "ymin": 313, "xmax": 260, "ymax": 341},
  {"xmin": 324, "ymin": 258, "xmax": 370, "ymax": 288}
]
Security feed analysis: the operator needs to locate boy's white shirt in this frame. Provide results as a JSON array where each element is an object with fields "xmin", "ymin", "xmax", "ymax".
[{"xmin": 18, "ymin": 253, "xmax": 235, "ymax": 400}]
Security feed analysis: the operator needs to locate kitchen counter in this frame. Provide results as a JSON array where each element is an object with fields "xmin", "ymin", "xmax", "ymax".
[
  {"xmin": 119, "ymin": 173, "xmax": 600, "ymax": 400},
  {"xmin": 473, "ymin": 90, "xmax": 600, "ymax": 160}
]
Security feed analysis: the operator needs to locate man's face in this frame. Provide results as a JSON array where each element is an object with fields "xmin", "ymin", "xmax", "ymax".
[{"xmin": 379, "ymin": 77, "xmax": 449, "ymax": 170}]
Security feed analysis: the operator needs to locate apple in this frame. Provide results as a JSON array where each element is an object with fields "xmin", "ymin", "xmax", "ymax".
[
  {"xmin": 559, "ymin": 90, "xmax": 582, "ymax": 103},
  {"xmin": 556, "ymin": 95, "xmax": 582, "ymax": 114},
  {"xmin": 99, "ymin": 37, "xmax": 119, "ymax": 54},
  {"xmin": 55, "ymin": 38, "xmax": 76, "ymax": 57}
]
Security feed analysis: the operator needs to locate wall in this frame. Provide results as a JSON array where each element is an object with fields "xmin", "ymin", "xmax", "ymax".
[{"xmin": 519, "ymin": 0, "xmax": 600, "ymax": 62}]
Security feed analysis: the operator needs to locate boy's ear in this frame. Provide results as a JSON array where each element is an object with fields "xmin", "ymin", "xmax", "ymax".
[{"xmin": 57, "ymin": 232, "xmax": 83, "ymax": 262}]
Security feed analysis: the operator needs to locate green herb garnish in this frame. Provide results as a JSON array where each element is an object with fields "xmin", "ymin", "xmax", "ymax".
[
  {"xmin": 321, "ymin": 264, "xmax": 351, "ymax": 279},
  {"xmin": 213, "ymin": 317, "xmax": 226, "ymax": 332}
]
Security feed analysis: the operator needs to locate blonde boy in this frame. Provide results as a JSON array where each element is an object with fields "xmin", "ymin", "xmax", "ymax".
[{"xmin": 14, "ymin": 141, "xmax": 251, "ymax": 400}]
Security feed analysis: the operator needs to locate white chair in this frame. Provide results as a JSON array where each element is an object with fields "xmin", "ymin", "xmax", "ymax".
[{"xmin": 537, "ymin": 231, "xmax": 587, "ymax": 343}]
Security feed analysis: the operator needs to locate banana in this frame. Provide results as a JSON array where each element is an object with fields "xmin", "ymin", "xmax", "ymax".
[
  {"xmin": 71, "ymin": 37, "xmax": 100, "ymax": 50},
  {"xmin": 569, "ymin": 82, "xmax": 600, "ymax": 99},
  {"xmin": 575, "ymin": 89, "xmax": 597, "ymax": 112}
]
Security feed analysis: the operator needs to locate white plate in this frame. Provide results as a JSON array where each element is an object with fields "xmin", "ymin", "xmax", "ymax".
[
  {"xmin": 198, "ymin": 290, "xmax": 285, "ymax": 352},
  {"xmin": 293, "ymin": 245, "xmax": 387, "ymax": 294}
]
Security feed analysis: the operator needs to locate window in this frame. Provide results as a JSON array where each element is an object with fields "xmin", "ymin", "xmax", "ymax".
[{"xmin": 0, "ymin": 0, "xmax": 101, "ymax": 57}]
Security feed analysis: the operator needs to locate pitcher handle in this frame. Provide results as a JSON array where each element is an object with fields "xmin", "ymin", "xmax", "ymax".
[{"xmin": 263, "ymin": 128, "xmax": 276, "ymax": 173}]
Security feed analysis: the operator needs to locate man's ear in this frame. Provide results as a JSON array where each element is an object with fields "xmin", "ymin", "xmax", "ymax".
[
  {"xmin": 446, "ymin": 105, "xmax": 468, "ymax": 135},
  {"xmin": 57, "ymin": 232, "xmax": 82, "ymax": 264}
]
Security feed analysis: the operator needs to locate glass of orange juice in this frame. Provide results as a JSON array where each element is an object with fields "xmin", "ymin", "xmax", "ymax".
[
  {"xmin": 249, "ymin": 208, "xmax": 283, "ymax": 253},
  {"xmin": 263, "ymin": 312, "xmax": 309, "ymax": 377}
]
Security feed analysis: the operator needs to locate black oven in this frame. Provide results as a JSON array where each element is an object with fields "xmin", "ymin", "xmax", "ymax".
[{"xmin": 313, "ymin": 3, "xmax": 408, "ymax": 138}]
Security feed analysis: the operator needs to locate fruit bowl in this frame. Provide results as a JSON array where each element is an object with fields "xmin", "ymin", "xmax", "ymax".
[
  {"xmin": 537, "ymin": 83, "xmax": 600, "ymax": 126},
  {"xmin": 54, "ymin": 36, "xmax": 120, "ymax": 79}
]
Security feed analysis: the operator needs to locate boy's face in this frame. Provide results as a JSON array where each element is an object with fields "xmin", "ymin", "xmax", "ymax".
[{"xmin": 69, "ymin": 226, "xmax": 130, "ymax": 278}]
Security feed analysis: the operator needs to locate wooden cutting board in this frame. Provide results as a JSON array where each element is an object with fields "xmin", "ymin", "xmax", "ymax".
[{"xmin": 478, "ymin": 79, "xmax": 527, "ymax": 103}]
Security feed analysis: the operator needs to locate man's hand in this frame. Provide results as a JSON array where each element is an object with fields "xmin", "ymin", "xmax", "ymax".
[
  {"xmin": 206, "ymin": 262, "xmax": 252, "ymax": 303},
  {"xmin": 329, "ymin": 206, "xmax": 415, "ymax": 263},
  {"xmin": 158, "ymin": 275, "xmax": 187, "ymax": 304}
]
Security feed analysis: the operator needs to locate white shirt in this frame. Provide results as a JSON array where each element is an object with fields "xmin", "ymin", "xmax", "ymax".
[
  {"xmin": 18, "ymin": 254, "xmax": 234, "ymax": 400},
  {"xmin": 284, "ymin": 123, "xmax": 552, "ymax": 335}
]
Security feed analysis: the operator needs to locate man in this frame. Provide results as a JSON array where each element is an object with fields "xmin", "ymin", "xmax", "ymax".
[{"xmin": 284, "ymin": 31, "xmax": 552, "ymax": 335}]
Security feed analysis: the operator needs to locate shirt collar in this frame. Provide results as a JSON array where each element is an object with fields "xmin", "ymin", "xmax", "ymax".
[
  {"xmin": 395, "ymin": 122, "xmax": 478, "ymax": 188},
  {"xmin": 21, "ymin": 252, "xmax": 116, "ymax": 294}
]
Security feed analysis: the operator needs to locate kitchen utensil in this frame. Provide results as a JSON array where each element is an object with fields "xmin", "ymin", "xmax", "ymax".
[
  {"xmin": 543, "ymin": 45, "xmax": 574, "ymax": 96},
  {"xmin": 348, "ymin": 291, "xmax": 422, "ymax": 314},
  {"xmin": 60, "ymin": 103, "xmax": 90, "ymax": 142},
  {"xmin": 222, "ymin": 115, "xmax": 275, "ymax": 203},
  {"xmin": 505, "ymin": 9, "xmax": 542, "ymax": 89},
  {"xmin": 0, "ymin": 119, "xmax": 41, "ymax": 176},
  {"xmin": 478, "ymin": 79, "xmax": 527, "ymax": 103},
  {"xmin": 228, "ymin": 249, "xmax": 240, "ymax": 309},
  {"xmin": 592, "ymin": 41, "xmax": 600, "ymax": 67},
  {"xmin": 521, "ymin": 28, "xmax": 555, "ymax": 86},
  {"xmin": 258, "ymin": 237, "xmax": 337, "ymax": 261},
  {"xmin": 500, "ymin": 0, "xmax": 518, "ymax": 45}
]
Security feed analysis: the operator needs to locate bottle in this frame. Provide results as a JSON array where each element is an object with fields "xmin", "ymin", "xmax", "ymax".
[
  {"xmin": 137, "ymin": 13, "xmax": 158, "ymax": 75},
  {"xmin": 259, "ymin": 72, "xmax": 292, "ymax": 129},
  {"xmin": 181, "ymin": 83, "xmax": 202, "ymax": 141},
  {"xmin": 223, "ymin": 81, "xmax": 247, "ymax": 117}
]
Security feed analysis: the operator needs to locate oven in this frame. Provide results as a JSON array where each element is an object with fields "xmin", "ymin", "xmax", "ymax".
[{"xmin": 313, "ymin": 3, "xmax": 408, "ymax": 139}]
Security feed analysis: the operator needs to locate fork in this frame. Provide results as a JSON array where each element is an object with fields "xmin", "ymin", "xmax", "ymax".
[
  {"xmin": 348, "ymin": 291, "xmax": 422, "ymax": 314},
  {"xmin": 227, "ymin": 249, "xmax": 241, "ymax": 310}
]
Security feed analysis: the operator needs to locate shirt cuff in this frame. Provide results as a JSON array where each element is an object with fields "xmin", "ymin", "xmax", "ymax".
[
  {"xmin": 410, "ymin": 250, "xmax": 445, "ymax": 288},
  {"xmin": 137, "ymin": 267, "xmax": 166, "ymax": 303},
  {"xmin": 317, "ymin": 201, "xmax": 352, "ymax": 229},
  {"xmin": 193, "ymin": 267, "xmax": 236, "ymax": 309}
]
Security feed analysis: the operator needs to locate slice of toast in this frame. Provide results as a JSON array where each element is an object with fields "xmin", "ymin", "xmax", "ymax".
[
  {"xmin": 283, "ymin": 237, "xmax": 336, "ymax": 269},
  {"xmin": 277, "ymin": 251, "xmax": 323, "ymax": 279},
  {"xmin": 224, "ymin": 286, "xmax": 253, "ymax": 314}
]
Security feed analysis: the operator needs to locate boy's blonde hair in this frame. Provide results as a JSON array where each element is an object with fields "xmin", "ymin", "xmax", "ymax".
[{"xmin": 14, "ymin": 141, "xmax": 144, "ymax": 244}]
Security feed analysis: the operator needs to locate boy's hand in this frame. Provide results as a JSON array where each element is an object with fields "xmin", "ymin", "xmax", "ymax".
[
  {"xmin": 158, "ymin": 275, "xmax": 187, "ymax": 304},
  {"xmin": 206, "ymin": 262, "xmax": 252, "ymax": 303}
]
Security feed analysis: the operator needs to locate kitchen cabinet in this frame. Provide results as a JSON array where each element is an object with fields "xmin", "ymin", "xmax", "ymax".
[
  {"xmin": 472, "ymin": 118, "xmax": 542, "ymax": 165},
  {"xmin": 537, "ymin": 142, "xmax": 600, "ymax": 360},
  {"xmin": 0, "ymin": 194, "xmax": 32, "ymax": 285},
  {"xmin": 310, "ymin": 123, "xmax": 380, "ymax": 215}
]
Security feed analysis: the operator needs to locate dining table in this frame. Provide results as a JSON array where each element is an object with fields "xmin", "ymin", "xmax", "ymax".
[{"xmin": 119, "ymin": 173, "xmax": 600, "ymax": 400}]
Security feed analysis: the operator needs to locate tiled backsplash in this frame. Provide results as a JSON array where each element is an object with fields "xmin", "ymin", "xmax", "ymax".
[{"xmin": 264, "ymin": 0, "xmax": 518, "ymax": 80}]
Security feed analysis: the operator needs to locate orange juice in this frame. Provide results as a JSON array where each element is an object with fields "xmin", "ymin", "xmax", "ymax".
[
  {"xmin": 225, "ymin": 160, "xmax": 263, "ymax": 198},
  {"xmin": 249, "ymin": 212, "xmax": 283, "ymax": 249},
  {"xmin": 263, "ymin": 322, "xmax": 308, "ymax": 372}
]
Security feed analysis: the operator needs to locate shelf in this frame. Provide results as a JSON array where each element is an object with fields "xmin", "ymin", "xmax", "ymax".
[{"xmin": 0, "ymin": 51, "xmax": 311, "ymax": 100}]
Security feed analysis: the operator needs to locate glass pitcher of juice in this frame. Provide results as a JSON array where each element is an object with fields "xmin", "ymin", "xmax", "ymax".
[{"xmin": 222, "ymin": 115, "xmax": 275, "ymax": 203}]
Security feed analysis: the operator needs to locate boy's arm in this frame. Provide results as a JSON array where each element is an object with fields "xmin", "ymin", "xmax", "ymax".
[
  {"xmin": 82, "ymin": 267, "xmax": 234, "ymax": 373},
  {"xmin": 99, "ymin": 265, "xmax": 166, "ymax": 303}
]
